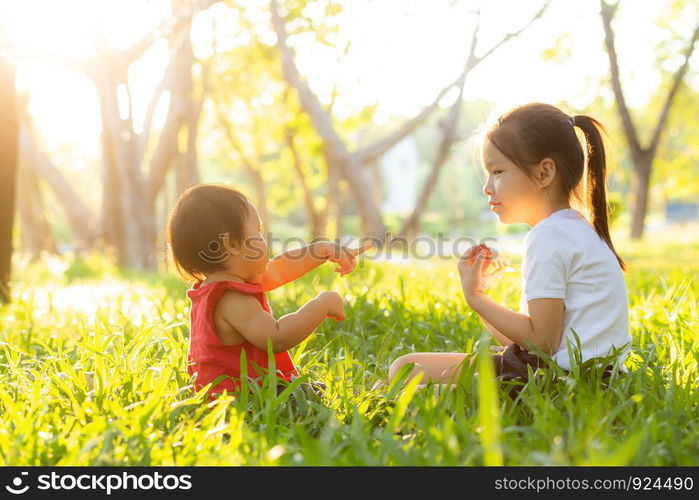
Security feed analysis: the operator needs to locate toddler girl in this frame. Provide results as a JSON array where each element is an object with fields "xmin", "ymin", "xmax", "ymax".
[{"xmin": 167, "ymin": 184, "xmax": 369, "ymax": 399}]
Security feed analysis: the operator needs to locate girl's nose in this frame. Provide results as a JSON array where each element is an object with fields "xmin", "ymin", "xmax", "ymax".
[{"xmin": 482, "ymin": 179, "xmax": 493, "ymax": 196}]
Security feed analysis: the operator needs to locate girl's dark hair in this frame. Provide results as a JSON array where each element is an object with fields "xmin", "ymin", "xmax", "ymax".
[
  {"xmin": 167, "ymin": 184, "xmax": 250, "ymax": 281},
  {"xmin": 479, "ymin": 102, "xmax": 626, "ymax": 272}
]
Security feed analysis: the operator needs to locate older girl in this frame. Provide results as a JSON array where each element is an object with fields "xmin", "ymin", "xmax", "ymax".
[{"xmin": 388, "ymin": 102, "xmax": 631, "ymax": 392}]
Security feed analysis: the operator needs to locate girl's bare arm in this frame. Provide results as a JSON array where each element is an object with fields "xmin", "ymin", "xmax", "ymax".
[
  {"xmin": 218, "ymin": 290, "xmax": 344, "ymax": 352},
  {"xmin": 482, "ymin": 319, "xmax": 513, "ymax": 346},
  {"xmin": 259, "ymin": 243, "xmax": 329, "ymax": 291},
  {"xmin": 259, "ymin": 242, "xmax": 371, "ymax": 291},
  {"xmin": 467, "ymin": 294, "xmax": 564, "ymax": 354}
]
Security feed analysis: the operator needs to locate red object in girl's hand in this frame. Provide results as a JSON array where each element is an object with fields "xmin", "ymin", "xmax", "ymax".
[{"xmin": 465, "ymin": 243, "xmax": 494, "ymax": 266}]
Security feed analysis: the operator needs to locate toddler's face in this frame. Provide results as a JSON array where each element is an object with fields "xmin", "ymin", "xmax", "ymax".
[
  {"xmin": 481, "ymin": 139, "xmax": 544, "ymax": 226},
  {"xmin": 225, "ymin": 202, "xmax": 269, "ymax": 276}
]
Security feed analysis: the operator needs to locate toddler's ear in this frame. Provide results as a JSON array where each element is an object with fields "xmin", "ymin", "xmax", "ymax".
[{"xmin": 221, "ymin": 232, "xmax": 242, "ymax": 255}]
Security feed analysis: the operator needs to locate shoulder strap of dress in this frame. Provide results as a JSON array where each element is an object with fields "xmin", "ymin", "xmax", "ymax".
[
  {"xmin": 221, "ymin": 280, "xmax": 270, "ymax": 313},
  {"xmin": 222, "ymin": 280, "xmax": 264, "ymax": 294}
]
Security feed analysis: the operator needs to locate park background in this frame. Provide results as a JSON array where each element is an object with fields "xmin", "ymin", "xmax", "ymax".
[{"xmin": 0, "ymin": 0, "xmax": 696, "ymax": 465}]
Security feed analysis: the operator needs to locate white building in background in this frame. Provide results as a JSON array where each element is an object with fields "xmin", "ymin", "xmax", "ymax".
[{"xmin": 379, "ymin": 136, "xmax": 420, "ymax": 214}]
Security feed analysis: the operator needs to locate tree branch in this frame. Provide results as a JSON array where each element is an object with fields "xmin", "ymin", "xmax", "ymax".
[
  {"xmin": 122, "ymin": 0, "xmax": 220, "ymax": 64},
  {"xmin": 18, "ymin": 124, "xmax": 96, "ymax": 246},
  {"xmin": 472, "ymin": 1, "xmax": 550, "ymax": 65},
  {"xmin": 355, "ymin": 1, "xmax": 550, "ymax": 164},
  {"xmin": 10, "ymin": 0, "xmax": 219, "ymax": 78},
  {"xmin": 137, "ymin": 32, "xmax": 191, "ymax": 160},
  {"xmin": 600, "ymin": 0, "xmax": 641, "ymax": 153},
  {"xmin": 648, "ymin": 21, "xmax": 699, "ymax": 156},
  {"xmin": 270, "ymin": 0, "xmax": 347, "ymax": 157}
]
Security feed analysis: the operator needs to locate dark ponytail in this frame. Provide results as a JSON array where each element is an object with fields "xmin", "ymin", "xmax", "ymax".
[
  {"xmin": 572, "ymin": 115, "xmax": 627, "ymax": 272},
  {"xmin": 481, "ymin": 102, "xmax": 627, "ymax": 273}
]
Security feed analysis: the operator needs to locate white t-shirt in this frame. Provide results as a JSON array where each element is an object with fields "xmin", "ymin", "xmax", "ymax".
[{"xmin": 518, "ymin": 208, "xmax": 631, "ymax": 371}]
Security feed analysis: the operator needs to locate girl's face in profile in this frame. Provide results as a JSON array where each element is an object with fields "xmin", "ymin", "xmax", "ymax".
[
  {"xmin": 225, "ymin": 202, "xmax": 269, "ymax": 276},
  {"xmin": 481, "ymin": 139, "xmax": 543, "ymax": 227}
]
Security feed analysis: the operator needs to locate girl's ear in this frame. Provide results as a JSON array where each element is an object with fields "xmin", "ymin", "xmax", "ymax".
[
  {"xmin": 535, "ymin": 158, "xmax": 557, "ymax": 189},
  {"xmin": 221, "ymin": 232, "xmax": 242, "ymax": 256}
]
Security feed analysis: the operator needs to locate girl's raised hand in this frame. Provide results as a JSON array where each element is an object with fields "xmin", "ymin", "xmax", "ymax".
[
  {"xmin": 317, "ymin": 241, "xmax": 374, "ymax": 276},
  {"xmin": 457, "ymin": 243, "xmax": 496, "ymax": 302}
]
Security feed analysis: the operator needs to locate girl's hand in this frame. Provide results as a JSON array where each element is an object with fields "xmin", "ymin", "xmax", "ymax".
[
  {"xmin": 318, "ymin": 291, "xmax": 346, "ymax": 321},
  {"xmin": 316, "ymin": 241, "xmax": 373, "ymax": 276},
  {"xmin": 457, "ymin": 243, "xmax": 495, "ymax": 304}
]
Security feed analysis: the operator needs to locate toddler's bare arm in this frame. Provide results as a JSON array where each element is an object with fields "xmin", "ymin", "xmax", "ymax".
[{"xmin": 219, "ymin": 290, "xmax": 344, "ymax": 352}]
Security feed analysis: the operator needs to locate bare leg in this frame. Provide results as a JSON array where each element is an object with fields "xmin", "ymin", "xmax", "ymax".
[{"xmin": 388, "ymin": 352, "xmax": 476, "ymax": 386}]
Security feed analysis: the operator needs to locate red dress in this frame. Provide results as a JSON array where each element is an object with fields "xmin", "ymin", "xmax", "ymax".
[{"xmin": 186, "ymin": 279, "xmax": 298, "ymax": 397}]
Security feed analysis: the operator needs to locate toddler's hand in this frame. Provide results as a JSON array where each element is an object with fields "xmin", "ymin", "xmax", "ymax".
[
  {"xmin": 318, "ymin": 291, "xmax": 345, "ymax": 321},
  {"xmin": 317, "ymin": 241, "xmax": 373, "ymax": 276}
]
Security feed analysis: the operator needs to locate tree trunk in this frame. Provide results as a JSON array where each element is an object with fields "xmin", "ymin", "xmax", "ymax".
[
  {"xmin": 18, "ymin": 125, "xmax": 96, "ymax": 249},
  {"xmin": 99, "ymin": 97, "xmax": 127, "ymax": 265},
  {"xmin": 0, "ymin": 56, "xmax": 18, "ymax": 303},
  {"xmin": 399, "ymin": 77, "xmax": 466, "ymax": 238},
  {"xmin": 17, "ymin": 161, "xmax": 57, "ymax": 258},
  {"xmin": 270, "ymin": 0, "xmax": 388, "ymax": 239},
  {"xmin": 216, "ymin": 106, "xmax": 271, "ymax": 232},
  {"xmin": 96, "ymin": 60, "xmax": 154, "ymax": 271},
  {"xmin": 16, "ymin": 1, "xmax": 214, "ymax": 271},
  {"xmin": 285, "ymin": 127, "xmax": 324, "ymax": 238},
  {"xmin": 270, "ymin": 0, "xmax": 548, "ymax": 241},
  {"xmin": 325, "ymin": 158, "xmax": 341, "ymax": 237},
  {"xmin": 629, "ymin": 152, "xmax": 652, "ymax": 240},
  {"xmin": 174, "ymin": 49, "xmax": 202, "ymax": 198},
  {"xmin": 600, "ymin": 0, "xmax": 699, "ymax": 240},
  {"xmin": 175, "ymin": 92, "xmax": 202, "ymax": 196},
  {"xmin": 344, "ymin": 154, "xmax": 386, "ymax": 239},
  {"xmin": 250, "ymin": 169, "xmax": 270, "ymax": 234},
  {"xmin": 148, "ymin": 35, "xmax": 195, "ymax": 203},
  {"xmin": 93, "ymin": 15, "xmax": 203, "ymax": 271},
  {"xmin": 335, "ymin": 184, "xmax": 347, "ymax": 238},
  {"xmin": 369, "ymin": 160, "xmax": 382, "ymax": 210}
]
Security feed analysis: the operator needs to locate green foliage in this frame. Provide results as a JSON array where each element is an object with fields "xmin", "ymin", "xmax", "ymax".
[
  {"xmin": 64, "ymin": 252, "xmax": 119, "ymax": 283},
  {"xmin": 1, "ymin": 233, "xmax": 697, "ymax": 465}
]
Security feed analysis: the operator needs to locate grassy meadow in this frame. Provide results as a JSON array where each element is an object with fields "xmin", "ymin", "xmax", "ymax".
[{"xmin": 0, "ymin": 229, "xmax": 697, "ymax": 466}]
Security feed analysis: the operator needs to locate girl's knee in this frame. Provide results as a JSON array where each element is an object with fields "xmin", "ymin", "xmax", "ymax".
[{"xmin": 388, "ymin": 353, "xmax": 423, "ymax": 382}]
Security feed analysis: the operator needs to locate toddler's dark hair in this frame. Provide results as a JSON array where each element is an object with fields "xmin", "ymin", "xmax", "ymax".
[{"xmin": 167, "ymin": 184, "xmax": 250, "ymax": 281}]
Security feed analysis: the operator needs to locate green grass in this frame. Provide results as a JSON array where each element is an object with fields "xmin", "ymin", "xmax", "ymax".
[{"xmin": 0, "ymin": 235, "xmax": 697, "ymax": 466}]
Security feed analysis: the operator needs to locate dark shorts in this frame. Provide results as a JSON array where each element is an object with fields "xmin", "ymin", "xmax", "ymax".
[
  {"xmin": 491, "ymin": 343, "xmax": 547, "ymax": 379},
  {"xmin": 488, "ymin": 343, "xmax": 546, "ymax": 399},
  {"xmin": 490, "ymin": 343, "xmax": 616, "ymax": 399}
]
